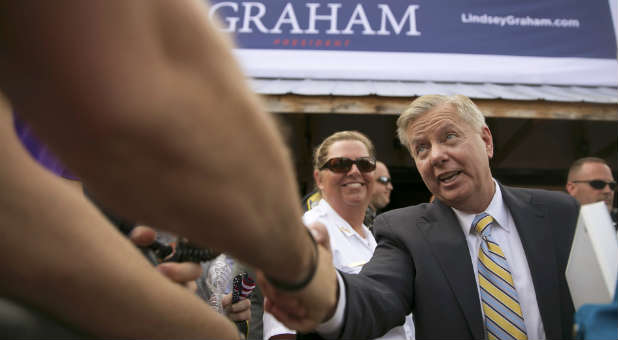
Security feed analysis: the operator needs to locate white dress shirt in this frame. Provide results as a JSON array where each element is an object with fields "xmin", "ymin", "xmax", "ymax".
[
  {"xmin": 264, "ymin": 199, "xmax": 415, "ymax": 340},
  {"xmin": 318, "ymin": 180, "xmax": 546, "ymax": 339}
]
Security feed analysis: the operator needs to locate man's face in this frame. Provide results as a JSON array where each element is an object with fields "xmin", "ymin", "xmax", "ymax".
[
  {"xmin": 406, "ymin": 104, "xmax": 495, "ymax": 213},
  {"xmin": 370, "ymin": 162, "xmax": 393, "ymax": 210},
  {"xmin": 567, "ymin": 162, "xmax": 615, "ymax": 210},
  {"xmin": 315, "ymin": 140, "xmax": 375, "ymax": 212}
]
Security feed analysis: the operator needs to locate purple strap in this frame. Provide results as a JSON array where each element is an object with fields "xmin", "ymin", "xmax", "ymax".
[{"xmin": 13, "ymin": 112, "xmax": 79, "ymax": 180}]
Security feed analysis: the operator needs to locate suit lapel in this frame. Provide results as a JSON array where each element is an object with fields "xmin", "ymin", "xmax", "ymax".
[
  {"xmin": 500, "ymin": 185, "xmax": 562, "ymax": 339},
  {"xmin": 417, "ymin": 201, "xmax": 485, "ymax": 339}
]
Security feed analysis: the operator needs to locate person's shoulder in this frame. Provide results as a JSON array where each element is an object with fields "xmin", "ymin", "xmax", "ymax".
[
  {"xmin": 302, "ymin": 201, "xmax": 339, "ymax": 233},
  {"xmin": 301, "ymin": 190, "xmax": 322, "ymax": 212},
  {"xmin": 503, "ymin": 185, "xmax": 580, "ymax": 223},
  {"xmin": 506, "ymin": 185, "xmax": 577, "ymax": 206},
  {"xmin": 373, "ymin": 203, "xmax": 438, "ymax": 240},
  {"xmin": 302, "ymin": 201, "xmax": 327, "ymax": 222}
]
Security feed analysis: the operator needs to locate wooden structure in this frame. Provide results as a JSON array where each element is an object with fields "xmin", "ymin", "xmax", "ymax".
[
  {"xmin": 259, "ymin": 94, "xmax": 618, "ymax": 209},
  {"xmin": 263, "ymin": 95, "xmax": 618, "ymax": 121}
]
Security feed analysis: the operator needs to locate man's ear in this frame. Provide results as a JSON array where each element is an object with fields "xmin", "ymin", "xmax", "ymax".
[
  {"xmin": 481, "ymin": 126, "xmax": 494, "ymax": 159},
  {"xmin": 566, "ymin": 181, "xmax": 577, "ymax": 196}
]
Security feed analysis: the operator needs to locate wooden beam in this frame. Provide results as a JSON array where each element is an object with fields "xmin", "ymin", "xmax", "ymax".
[{"xmin": 260, "ymin": 94, "xmax": 618, "ymax": 121}]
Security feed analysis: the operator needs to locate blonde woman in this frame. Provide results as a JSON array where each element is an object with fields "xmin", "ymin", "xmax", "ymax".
[{"xmin": 264, "ymin": 131, "xmax": 414, "ymax": 340}]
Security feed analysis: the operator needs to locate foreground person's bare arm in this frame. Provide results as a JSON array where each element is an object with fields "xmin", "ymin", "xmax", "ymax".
[
  {"xmin": 0, "ymin": 0, "xmax": 312, "ymax": 284},
  {"xmin": 0, "ymin": 106, "xmax": 240, "ymax": 338}
]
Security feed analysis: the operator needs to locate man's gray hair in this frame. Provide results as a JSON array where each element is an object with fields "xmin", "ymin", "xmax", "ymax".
[{"xmin": 396, "ymin": 94, "xmax": 487, "ymax": 151}]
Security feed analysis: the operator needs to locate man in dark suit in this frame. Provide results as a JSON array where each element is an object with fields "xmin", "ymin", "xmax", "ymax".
[{"xmin": 263, "ymin": 94, "xmax": 578, "ymax": 340}]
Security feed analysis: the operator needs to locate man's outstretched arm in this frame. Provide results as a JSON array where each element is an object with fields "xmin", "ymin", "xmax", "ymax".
[{"xmin": 0, "ymin": 0, "xmax": 312, "ymax": 285}]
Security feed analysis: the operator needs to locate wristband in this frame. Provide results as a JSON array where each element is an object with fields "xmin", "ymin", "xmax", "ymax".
[{"xmin": 265, "ymin": 228, "xmax": 318, "ymax": 291}]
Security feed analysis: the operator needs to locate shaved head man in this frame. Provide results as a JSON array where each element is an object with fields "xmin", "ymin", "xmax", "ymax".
[
  {"xmin": 566, "ymin": 157, "xmax": 616, "ymax": 212},
  {"xmin": 364, "ymin": 161, "xmax": 393, "ymax": 232},
  {"xmin": 370, "ymin": 161, "xmax": 393, "ymax": 211}
]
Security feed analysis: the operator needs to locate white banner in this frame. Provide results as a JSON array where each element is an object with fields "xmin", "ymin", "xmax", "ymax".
[{"xmin": 210, "ymin": 0, "xmax": 618, "ymax": 86}]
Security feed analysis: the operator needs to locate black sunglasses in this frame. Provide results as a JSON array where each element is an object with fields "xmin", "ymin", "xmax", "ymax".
[
  {"xmin": 376, "ymin": 176, "xmax": 392, "ymax": 185},
  {"xmin": 572, "ymin": 179, "xmax": 617, "ymax": 191},
  {"xmin": 319, "ymin": 157, "xmax": 376, "ymax": 173}
]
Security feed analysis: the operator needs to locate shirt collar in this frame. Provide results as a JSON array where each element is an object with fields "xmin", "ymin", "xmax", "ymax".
[
  {"xmin": 451, "ymin": 179, "xmax": 510, "ymax": 235},
  {"xmin": 318, "ymin": 199, "xmax": 370, "ymax": 238}
]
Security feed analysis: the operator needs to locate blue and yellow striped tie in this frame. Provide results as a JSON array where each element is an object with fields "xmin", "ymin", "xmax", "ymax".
[{"xmin": 474, "ymin": 213, "xmax": 528, "ymax": 340}]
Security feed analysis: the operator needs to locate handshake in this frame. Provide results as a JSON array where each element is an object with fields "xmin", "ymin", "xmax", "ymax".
[
  {"xmin": 257, "ymin": 222, "xmax": 340, "ymax": 333},
  {"xmin": 131, "ymin": 222, "xmax": 341, "ymax": 335}
]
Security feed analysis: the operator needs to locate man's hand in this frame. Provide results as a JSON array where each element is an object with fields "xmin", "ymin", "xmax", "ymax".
[
  {"xmin": 257, "ymin": 222, "xmax": 338, "ymax": 332},
  {"xmin": 129, "ymin": 226, "xmax": 201, "ymax": 291},
  {"xmin": 222, "ymin": 293, "xmax": 252, "ymax": 322}
]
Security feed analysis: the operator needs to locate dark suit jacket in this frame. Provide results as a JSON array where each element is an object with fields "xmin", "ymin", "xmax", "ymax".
[{"xmin": 338, "ymin": 185, "xmax": 578, "ymax": 339}]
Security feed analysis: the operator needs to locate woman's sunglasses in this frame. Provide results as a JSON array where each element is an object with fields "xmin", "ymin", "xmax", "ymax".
[
  {"xmin": 319, "ymin": 157, "xmax": 376, "ymax": 173},
  {"xmin": 572, "ymin": 179, "xmax": 617, "ymax": 190}
]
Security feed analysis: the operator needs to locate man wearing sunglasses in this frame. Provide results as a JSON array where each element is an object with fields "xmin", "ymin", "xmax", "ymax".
[
  {"xmin": 364, "ymin": 161, "xmax": 394, "ymax": 232},
  {"xmin": 566, "ymin": 157, "xmax": 616, "ymax": 219}
]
